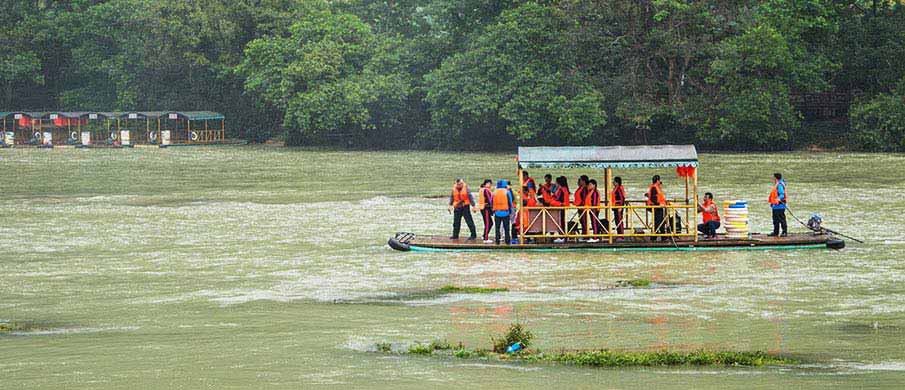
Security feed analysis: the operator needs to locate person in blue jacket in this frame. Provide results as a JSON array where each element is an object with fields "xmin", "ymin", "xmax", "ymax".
[
  {"xmin": 768, "ymin": 173, "xmax": 788, "ymax": 237},
  {"xmin": 491, "ymin": 179, "xmax": 515, "ymax": 245}
]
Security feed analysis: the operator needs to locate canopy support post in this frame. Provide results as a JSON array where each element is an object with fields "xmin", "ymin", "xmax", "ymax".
[{"xmin": 605, "ymin": 167, "xmax": 613, "ymax": 244}]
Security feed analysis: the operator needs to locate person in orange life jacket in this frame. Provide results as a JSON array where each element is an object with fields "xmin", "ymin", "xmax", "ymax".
[
  {"xmin": 448, "ymin": 178, "xmax": 477, "ymax": 240},
  {"xmin": 584, "ymin": 179, "xmax": 603, "ymax": 242},
  {"xmin": 768, "ymin": 173, "xmax": 788, "ymax": 237},
  {"xmin": 549, "ymin": 176, "xmax": 570, "ymax": 238},
  {"xmin": 646, "ymin": 175, "xmax": 669, "ymax": 241},
  {"xmin": 610, "ymin": 176, "xmax": 626, "ymax": 235},
  {"xmin": 476, "ymin": 179, "xmax": 495, "ymax": 243},
  {"xmin": 522, "ymin": 170, "xmax": 537, "ymax": 202},
  {"xmin": 573, "ymin": 175, "xmax": 590, "ymax": 235},
  {"xmin": 492, "ymin": 179, "xmax": 515, "ymax": 245},
  {"xmin": 511, "ymin": 184, "xmax": 539, "ymax": 244},
  {"xmin": 540, "ymin": 174, "xmax": 557, "ymax": 206},
  {"xmin": 697, "ymin": 192, "xmax": 721, "ymax": 239}
]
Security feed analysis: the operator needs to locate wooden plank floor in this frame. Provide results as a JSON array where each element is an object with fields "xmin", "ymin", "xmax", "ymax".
[{"xmin": 405, "ymin": 232, "xmax": 830, "ymax": 250}]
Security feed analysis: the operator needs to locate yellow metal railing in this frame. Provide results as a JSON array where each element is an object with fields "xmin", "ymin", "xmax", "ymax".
[{"xmin": 518, "ymin": 201, "xmax": 695, "ymax": 243}]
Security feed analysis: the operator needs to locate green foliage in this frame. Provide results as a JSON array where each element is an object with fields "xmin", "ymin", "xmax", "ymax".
[
  {"xmin": 424, "ymin": 2, "xmax": 608, "ymax": 145},
  {"xmin": 491, "ymin": 323, "xmax": 534, "ymax": 353},
  {"xmin": 616, "ymin": 279, "xmax": 651, "ymax": 288},
  {"xmin": 438, "ymin": 285, "xmax": 508, "ymax": 294},
  {"xmin": 4, "ymin": 0, "xmax": 905, "ymax": 150},
  {"xmin": 850, "ymin": 79, "xmax": 905, "ymax": 152},
  {"xmin": 238, "ymin": 3, "xmax": 414, "ymax": 146},
  {"xmin": 542, "ymin": 349, "xmax": 796, "ymax": 367}
]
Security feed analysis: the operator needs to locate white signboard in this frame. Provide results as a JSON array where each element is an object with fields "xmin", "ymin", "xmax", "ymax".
[
  {"xmin": 120, "ymin": 131, "xmax": 131, "ymax": 145},
  {"xmin": 128, "ymin": 113, "xmax": 138, "ymax": 119},
  {"xmin": 168, "ymin": 113, "xmax": 178, "ymax": 119},
  {"xmin": 81, "ymin": 131, "xmax": 91, "ymax": 145},
  {"xmin": 42, "ymin": 132, "xmax": 52, "ymax": 146},
  {"xmin": 89, "ymin": 114, "xmax": 98, "ymax": 119},
  {"xmin": 161, "ymin": 130, "xmax": 171, "ymax": 146},
  {"xmin": 14, "ymin": 114, "xmax": 21, "ymax": 119},
  {"xmin": 4, "ymin": 131, "xmax": 13, "ymax": 145},
  {"xmin": 49, "ymin": 114, "xmax": 58, "ymax": 119}
]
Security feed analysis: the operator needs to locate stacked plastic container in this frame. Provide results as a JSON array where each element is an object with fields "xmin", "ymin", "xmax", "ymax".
[{"xmin": 723, "ymin": 200, "xmax": 749, "ymax": 238}]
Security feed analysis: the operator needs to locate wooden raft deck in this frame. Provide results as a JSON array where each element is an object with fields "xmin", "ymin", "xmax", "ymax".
[{"xmin": 388, "ymin": 232, "xmax": 842, "ymax": 252}]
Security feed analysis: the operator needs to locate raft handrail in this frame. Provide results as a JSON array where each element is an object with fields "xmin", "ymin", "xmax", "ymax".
[{"xmin": 518, "ymin": 203, "xmax": 695, "ymax": 242}]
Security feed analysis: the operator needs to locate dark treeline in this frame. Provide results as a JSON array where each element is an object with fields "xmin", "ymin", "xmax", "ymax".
[{"xmin": 3, "ymin": 0, "xmax": 905, "ymax": 151}]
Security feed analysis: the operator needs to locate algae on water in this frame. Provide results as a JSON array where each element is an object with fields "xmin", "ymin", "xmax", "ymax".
[{"xmin": 438, "ymin": 285, "xmax": 508, "ymax": 294}]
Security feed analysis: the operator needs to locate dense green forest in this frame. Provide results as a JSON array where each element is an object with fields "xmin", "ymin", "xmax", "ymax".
[{"xmin": 3, "ymin": 0, "xmax": 905, "ymax": 151}]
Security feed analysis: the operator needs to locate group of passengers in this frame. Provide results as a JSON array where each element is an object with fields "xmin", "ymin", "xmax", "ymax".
[{"xmin": 449, "ymin": 171, "xmax": 788, "ymax": 245}]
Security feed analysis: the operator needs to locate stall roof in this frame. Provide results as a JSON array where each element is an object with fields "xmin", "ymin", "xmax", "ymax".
[
  {"xmin": 165, "ymin": 111, "xmax": 225, "ymax": 121},
  {"xmin": 517, "ymin": 145, "xmax": 698, "ymax": 168}
]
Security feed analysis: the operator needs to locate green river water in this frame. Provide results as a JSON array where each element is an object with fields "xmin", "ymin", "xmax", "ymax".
[{"xmin": 1, "ymin": 147, "xmax": 903, "ymax": 388}]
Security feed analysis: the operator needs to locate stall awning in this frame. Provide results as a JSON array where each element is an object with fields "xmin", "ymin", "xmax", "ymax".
[
  {"xmin": 517, "ymin": 145, "xmax": 698, "ymax": 169},
  {"xmin": 164, "ymin": 111, "xmax": 225, "ymax": 121}
]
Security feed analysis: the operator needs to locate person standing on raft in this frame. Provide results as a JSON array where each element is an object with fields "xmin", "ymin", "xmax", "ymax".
[
  {"xmin": 768, "ymin": 173, "xmax": 788, "ymax": 237},
  {"xmin": 697, "ymin": 192, "xmax": 721, "ymax": 239},
  {"xmin": 448, "ymin": 178, "xmax": 477, "ymax": 240},
  {"xmin": 492, "ymin": 180, "xmax": 515, "ymax": 245},
  {"xmin": 610, "ymin": 176, "xmax": 626, "ymax": 236},
  {"xmin": 646, "ymin": 175, "xmax": 668, "ymax": 241},
  {"xmin": 477, "ymin": 179, "xmax": 495, "ymax": 243},
  {"xmin": 584, "ymin": 179, "xmax": 602, "ymax": 242}
]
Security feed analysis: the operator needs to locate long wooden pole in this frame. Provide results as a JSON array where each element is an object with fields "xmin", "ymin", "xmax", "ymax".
[
  {"xmin": 517, "ymin": 164, "xmax": 523, "ymax": 244},
  {"xmin": 693, "ymin": 167, "xmax": 699, "ymax": 242}
]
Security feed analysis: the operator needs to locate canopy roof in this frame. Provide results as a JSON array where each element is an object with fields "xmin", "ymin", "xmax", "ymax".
[{"xmin": 517, "ymin": 145, "xmax": 698, "ymax": 168}]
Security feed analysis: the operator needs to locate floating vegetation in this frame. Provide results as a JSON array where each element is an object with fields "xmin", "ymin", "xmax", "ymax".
[
  {"xmin": 615, "ymin": 279, "xmax": 651, "ymax": 288},
  {"xmin": 521, "ymin": 350, "xmax": 796, "ymax": 367},
  {"xmin": 438, "ymin": 285, "xmax": 508, "ymax": 294},
  {"xmin": 371, "ymin": 322, "xmax": 797, "ymax": 368},
  {"xmin": 407, "ymin": 340, "xmax": 455, "ymax": 354},
  {"xmin": 0, "ymin": 321, "xmax": 51, "ymax": 334},
  {"xmin": 491, "ymin": 323, "xmax": 534, "ymax": 353},
  {"xmin": 375, "ymin": 342, "xmax": 392, "ymax": 353}
]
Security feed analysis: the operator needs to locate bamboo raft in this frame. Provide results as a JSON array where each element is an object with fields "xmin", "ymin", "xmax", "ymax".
[
  {"xmin": 388, "ymin": 145, "xmax": 846, "ymax": 253},
  {"xmin": 388, "ymin": 232, "xmax": 844, "ymax": 252}
]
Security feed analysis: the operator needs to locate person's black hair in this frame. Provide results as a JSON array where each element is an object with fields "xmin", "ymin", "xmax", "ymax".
[
  {"xmin": 544, "ymin": 173, "xmax": 552, "ymax": 180},
  {"xmin": 482, "ymin": 179, "xmax": 492, "ymax": 186},
  {"xmin": 652, "ymin": 174, "xmax": 661, "ymax": 184},
  {"xmin": 774, "ymin": 173, "xmax": 782, "ymax": 180},
  {"xmin": 556, "ymin": 176, "xmax": 568, "ymax": 188},
  {"xmin": 705, "ymin": 192, "xmax": 713, "ymax": 199},
  {"xmin": 588, "ymin": 179, "xmax": 597, "ymax": 186},
  {"xmin": 523, "ymin": 170, "xmax": 529, "ymax": 177},
  {"xmin": 580, "ymin": 175, "xmax": 589, "ymax": 184},
  {"xmin": 614, "ymin": 176, "xmax": 622, "ymax": 185}
]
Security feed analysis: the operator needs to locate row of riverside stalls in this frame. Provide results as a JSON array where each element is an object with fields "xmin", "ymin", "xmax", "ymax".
[{"xmin": 0, "ymin": 111, "xmax": 225, "ymax": 148}]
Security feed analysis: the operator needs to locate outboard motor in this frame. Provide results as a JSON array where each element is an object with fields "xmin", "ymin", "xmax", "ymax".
[{"xmin": 807, "ymin": 214, "xmax": 823, "ymax": 232}]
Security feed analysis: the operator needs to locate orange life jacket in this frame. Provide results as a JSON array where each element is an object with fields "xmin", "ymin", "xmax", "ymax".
[
  {"xmin": 451, "ymin": 185, "xmax": 471, "ymax": 207},
  {"xmin": 609, "ymin": 185, "xmax": 625, "ymax": 206},
  {"xmin": 647, "ymin": 183, "xmax": 666, "ymax": 206},
  {"xmin": 551, "ymin": 186, "xmax": 570, "ymax": 207},
  {"xmin": 540, "ymin": 184, "xmax": 554, "ymax": 204},
  {"xmin": 477, "ymin": 187, "xmax": 492, "ymax": 209},
  {"xmin": 768, "ymin": 182, "xmax": 786, "ymax": 205},
  {"xmin": 702, "ymin": 199, "xmax": 720, "ymax": 223},
  {"xmin": 574, "ymin": 186, "xmax": 587, "ymax": 206},
  {"xmin": 584, "ymin": 189, "xmax": 600, "ymax": 207},
  {"xmin": 492, "ymin": 188, "xmax": 510, "ymax": 211}
]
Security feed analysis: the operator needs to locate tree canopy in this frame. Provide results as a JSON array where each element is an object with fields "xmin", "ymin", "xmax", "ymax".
[{"xmin": 4, "ymin": 0, "xmax": 905, "ymax": 151}]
